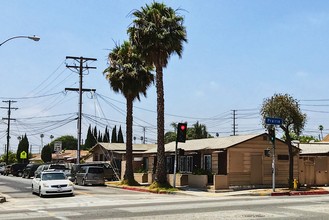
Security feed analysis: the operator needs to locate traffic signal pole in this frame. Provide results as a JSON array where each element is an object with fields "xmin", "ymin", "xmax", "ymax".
[
  {"xmin": 173, "ymin": 140, "xmax": 178, "ymax": 188},
  {"xmin": 268, "ymin": 126, "xmax": 276, "ymax": 192},
  {"xmin": 173, "ymin": 123, "xmax": 187, "ymax": 188}
]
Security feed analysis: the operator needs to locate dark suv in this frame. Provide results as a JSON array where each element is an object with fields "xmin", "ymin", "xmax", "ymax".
[
  {"xmin": 10, "ymin": 163, "xmax": 28, "ymax": 177},
  {"xmin": 22, "ymin": 164, "xmax": 41, "ymax": 178}
]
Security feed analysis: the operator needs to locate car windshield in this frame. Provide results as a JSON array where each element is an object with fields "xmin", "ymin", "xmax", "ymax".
[{"xmin": 42, "ymin": 173, "xmax": 66, "ymax": 181}]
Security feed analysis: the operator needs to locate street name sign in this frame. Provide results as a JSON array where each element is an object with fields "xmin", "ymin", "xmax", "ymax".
[{"xmin": 265, "ymin": 117, "xmax": 282, "ymax": 125}]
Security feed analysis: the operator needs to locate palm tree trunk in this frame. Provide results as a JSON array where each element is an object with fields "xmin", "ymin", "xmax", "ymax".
[
  {"xmin": 155, "ymin": 65, "xmax": 167, "ymax": 184},
  {"xmin": 124, "ymin": 97, "xmax": 136, "ymax": 185}
]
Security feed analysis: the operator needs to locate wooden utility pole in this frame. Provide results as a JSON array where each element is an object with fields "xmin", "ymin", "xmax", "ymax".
[
  {"xmin": 66, "ymin": 56, "xmax": 96, "ymax": 164},
  {"xmin": 1, "ymin": 100, "xmax": 18, "ymax": 164}
]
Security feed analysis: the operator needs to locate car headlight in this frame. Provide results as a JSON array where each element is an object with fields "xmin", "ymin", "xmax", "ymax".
[
  {"xmin": 68, "ymin": 181, "xmax": 74, "ymax": 186},
  {"xmin": 42, "ymin": 182, "xmax": 50, "ymax": 187}
]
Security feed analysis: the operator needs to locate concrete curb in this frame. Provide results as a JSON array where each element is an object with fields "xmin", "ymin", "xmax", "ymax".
[
  {"xmin": 106, "ymin": 183, "xmax": 329, "ymax": 197},
  {"xmin": 107, "ymin": 184, "xmax": 176, "ymax": 194},
  {"xmin": 271, "ymin": 190, "xmax": 329, "ymax": 196}
]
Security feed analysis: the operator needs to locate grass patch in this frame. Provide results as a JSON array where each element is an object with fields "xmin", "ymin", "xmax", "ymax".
[{"xmin": 148, "ymin": 181, "xmax": 179, "ymax": 193}]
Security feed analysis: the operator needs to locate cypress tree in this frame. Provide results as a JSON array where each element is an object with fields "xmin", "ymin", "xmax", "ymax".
[
  {"xmin": 118, "ymin": 125, "xmax": 124, "ymax": 143},
  {"xmin": 41, "ymin": 144, "xmax": 52, "ymax": 163},
  {"xmin": 111, "ymin": 126, "xmax": 117, "ymax": 143},
  {"xmin": 16, "ymin": 134, "xmax": 29, "ymax": 163},
  {"xmin": 84, "ymin": 125, "xmax": 95, "ymax": 149},
  {"xmin": 103, "ymin": 126, "xmax": 110, "ymax": 142}
]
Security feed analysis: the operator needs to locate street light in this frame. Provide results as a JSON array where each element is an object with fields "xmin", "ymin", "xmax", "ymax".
[
  {"xmin": 0, "ymin": 35, "xmax": 40, "ymax": 47},
  {"xmin": 40, "ymin": 134, "xmax": 44, "ymax": 154}
]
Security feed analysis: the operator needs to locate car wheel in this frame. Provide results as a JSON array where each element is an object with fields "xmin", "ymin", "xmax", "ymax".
[
  {"xmin": 17, "ymin": 172, "xmax": 22, "ymax": 177},
  {"xmin": 38, "ymin": 187, "xmax": 43, "ymax": 197}
]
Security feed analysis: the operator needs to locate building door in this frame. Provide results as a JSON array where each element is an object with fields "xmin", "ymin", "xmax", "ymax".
[
  {"xmin": 305, "ymin": 160, "xmax": 315, "ymax": 185},
  {"xmin": 251, "ymin": 155, "xmax": 262, "ymax": 185}
]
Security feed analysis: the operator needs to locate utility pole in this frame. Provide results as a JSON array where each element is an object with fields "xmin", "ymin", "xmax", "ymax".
[
  {"xmin": 232, "ymin": 110, "xmax": 237, "ymax": 136},
  {"xmin": 143, "ymin": 127, "xmax": 146, "ymax": 144},
  {"xmin": 1, "ymin": 100, "xmax": 18, "ymax": 164},
  {"xmin": 66, "ymin": 56, "xmax": 97, "ymax": 165}
]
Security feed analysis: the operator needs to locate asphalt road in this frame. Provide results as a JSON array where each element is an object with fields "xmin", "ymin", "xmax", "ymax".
[{"xmin": 1, "ymin": 175, "xmax": 329, "ymax": 219}]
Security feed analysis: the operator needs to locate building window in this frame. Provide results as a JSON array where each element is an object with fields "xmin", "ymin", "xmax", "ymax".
[
  {"xmin": 204, "ymin": 155, "xmax": 212, "ymax": 171},
  {"xmin": 179, "ymin": 156, "xmax": 193, "ymax": 173},
  {"xmin": 278, "ymin": 155, "xmax": 289, "ymax": 160},
  {"xmin": 166, "ymin": 156, "xmax": 174, "ymax": 173},
  {"xmin": 93, "ymin": 154, "xmax": 99, "ymax": 161},
  {"xmin": 99, "ymin": 154, "xmax": 104, "ymax": 161}
]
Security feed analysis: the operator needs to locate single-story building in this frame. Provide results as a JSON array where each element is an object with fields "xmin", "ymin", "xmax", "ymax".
[
  {"xmin": 88, "ymin": 143, "xmax": 156, "ymax": 179},
  {"xmin": 298, "ymin": 142, "xmax": 329, "ymax": 186},
  {"xmin": 143, "ymin": 133, "xmax": 299, "ymax": 188},
  {"xmin": 29, "ymin": 150, "xmax": 90, "ymax": 163}
]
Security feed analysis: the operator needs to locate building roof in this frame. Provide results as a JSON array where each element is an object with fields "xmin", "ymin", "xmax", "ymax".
[
  {"xmin": 90, "ymin": 142, "xmax": 156, "ymax": 153},
  {"xmin": 298, "ymin": 142, "xmax": 329, "ymax": 155},
  {"xmin": 144, "ymin": 133, "xmax": 265, "ymax": 154}
]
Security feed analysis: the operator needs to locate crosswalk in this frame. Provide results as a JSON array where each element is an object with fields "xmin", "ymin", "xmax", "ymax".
[{"xmin": 1, "ymin": 195, "xmax": 329, "ymax": 219}]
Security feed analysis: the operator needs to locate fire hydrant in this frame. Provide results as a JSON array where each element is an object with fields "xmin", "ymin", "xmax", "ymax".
[{"xmin": 293, "ymin": 179, "xmax": 298, "ymax": 190}]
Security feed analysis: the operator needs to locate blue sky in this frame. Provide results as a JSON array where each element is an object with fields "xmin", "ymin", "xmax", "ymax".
[{"xmin": 1, "ymin": 0, "xmax": 329, "ymax": 153}]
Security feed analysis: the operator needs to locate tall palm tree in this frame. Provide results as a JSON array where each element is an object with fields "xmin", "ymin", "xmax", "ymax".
[
  {"xmin": 104, "ymin": 41, "xmax": 154, "ymax": 185},
  {"xmin": 128, "ymin": 2, "xmax": 187, "ymax": 185},
  {"xmin": 319, "ymin": 125, "xmax": 324, "ymax": 140}
]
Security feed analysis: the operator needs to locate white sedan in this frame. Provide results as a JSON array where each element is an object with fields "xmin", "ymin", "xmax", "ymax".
[{"xmin": 32, "ymin": 171, "xmax": 74, "ymax": 197}]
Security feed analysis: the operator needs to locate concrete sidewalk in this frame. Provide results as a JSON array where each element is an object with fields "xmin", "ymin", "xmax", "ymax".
[{"xmin": 105, "ymin": 182, "xmax": 329, "ymax": 197}]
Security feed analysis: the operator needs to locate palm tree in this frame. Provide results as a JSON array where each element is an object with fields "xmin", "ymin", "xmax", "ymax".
[
  {"xmin": 104, "ymin": 41, "xmax": 154, "ymax": 185},
  {"xmin": 128, "ymin": 2, "xmax": 187, "ymax": 185},
  {"xmin": 319, "ymin": 125, "xmax": 324, "ymax": 140}
]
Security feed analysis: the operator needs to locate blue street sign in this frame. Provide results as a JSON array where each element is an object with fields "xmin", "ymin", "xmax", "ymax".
[{"xmin": 265, "ymin": 117, "xmax": 283, "ymax": 125}]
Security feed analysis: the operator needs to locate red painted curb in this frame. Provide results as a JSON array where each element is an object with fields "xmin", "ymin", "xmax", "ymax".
[
  {"xmin": 271, "ymin": 192, "xmax": 290, "ymax": 196},
  {"xmin": 290, "ymin": 191, "xmax": 329, "ymax": 196}
]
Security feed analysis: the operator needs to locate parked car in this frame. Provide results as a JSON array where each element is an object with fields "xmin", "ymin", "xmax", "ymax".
[
  {"xmin": 31, "ymin": 170, "xmax": 74, "ymax": 197},
  {"xmin": 3, "ymin": 165, "xmax": 11, "ymax": 176},
  {"xmin": 69, "ymin": 162, "xmax": 116, "ymax": 182},
  {"xmin": 34, "ymin": 163, "xmax": 70, "ymax": 177},
  {"xmin": 22, "ymin": 164, "xmax": 41, "ymax": 178},
  {"xmin": 10, "ymin": 163, "xmax": 28, "ymax": 177},
  {"xmin": 0, "ymin": 163, "xmax": 5, "ymax": 175},
  {"xmin": 75, "ymin": 166, "xmax": 105, "ymax": 186}
]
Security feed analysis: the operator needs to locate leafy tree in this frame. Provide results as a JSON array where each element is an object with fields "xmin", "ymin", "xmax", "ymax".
[
  {"xmin": 165, "ymin": 121, "xmax": 212, "ymax": 144},
  {"xmin": 52, "ymin": 135, "xmax": 78, "ymax": 150},
  {"xmin": 283, "ymin": 133, "xmax": 319, "ymax": 143},
  {"xmin": 128, "ymin": 2, "xmax": 187, "ymax": 185},
  {"xmin": 111, "ymin": 125, "xmax": 118, "ymax": 143},
  {"xmin": 187, "ymin": 121, "xmax": 212, "ymax": 139},
  {"xmin": 164, "ymin": 131, "xmax": 176, "ymax": 144},
  {"xmin": 104, "ymin": 40, "xmax": 153, "ymax": 185},
  {"xmin": 0, "ymin": 151, "xmax": 17, "ymax": 164},
  {"xmin": 260, "ymin": 93, "xmax": 306, "ymax": 189},
  {"xmin": 16, "ymin": 134, "xmax": 29, "ymax": 163},
  {"xmin": 41, "ymin": 144, "xmax": 52, "ymax": 163}
]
